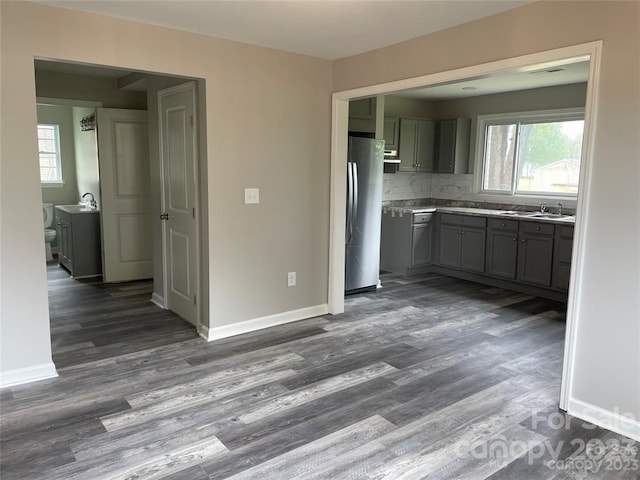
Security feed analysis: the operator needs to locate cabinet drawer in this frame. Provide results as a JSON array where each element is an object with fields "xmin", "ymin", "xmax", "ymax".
[
  {"xmin": 413, "ymin": 213, "xmax": 434, "ymax": 224},
  {"xmin": 440, "ymin": 213, "xmax": 486, "ymax": 228},
  {"xmin": 488, "ymin": 218, "xmax": 518, "ymax": 232},
  {"xmin": 520, "ymin": 221, "xmax": 554, "ymax": 236}
]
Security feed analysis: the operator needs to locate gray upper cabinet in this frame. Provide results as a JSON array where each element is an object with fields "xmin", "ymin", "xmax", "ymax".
[
  {"xmin": 398, "ymin": 118, "xmax": 435, "ymax": 172},
  {"xmin": 517, "ymin": 221, "xmax": 555, "ymax": 286},
  {"xmin": 348, "ymin": 98, "xmax": 376, "ymax": 134},
  {"xmin": 383, "ymin": 117, "xmax": 399, "ymax": 151},
  {"xmin": 435, "ymin": 118, "xmax": 471, "ymax": 174}
]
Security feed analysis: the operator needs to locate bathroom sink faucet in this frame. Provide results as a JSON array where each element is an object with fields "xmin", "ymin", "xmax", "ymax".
[
  {"xmin": 539, "ymin": 202, "xmax": 547, "ymax": 213},
  {"xmin": 82, "ymin": 192, "xmax": 97, "ymax": 209},
  {"xmin": 558, "ymin": 203, "xmax": 563, "ymax": 215}
]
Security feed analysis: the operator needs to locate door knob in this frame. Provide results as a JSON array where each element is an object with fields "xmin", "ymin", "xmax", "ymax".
[{"xmin": 160, "ymin": 213, "xmax": 169, "ymax": 220}]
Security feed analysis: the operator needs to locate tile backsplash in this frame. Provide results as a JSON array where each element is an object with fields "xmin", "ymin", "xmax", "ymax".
[
  {"xmin": 383, "ymin": 172, "xmax": 474, "ymax": 202},
  {"xmin": 382, "ymin": 172, "xmax": 431, "ymax": 201},
  {"xmin": 430, "ymin": 174, "xmax": 475, "ymax": 201}
]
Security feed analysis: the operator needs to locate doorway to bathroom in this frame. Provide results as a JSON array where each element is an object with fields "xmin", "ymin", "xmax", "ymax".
[{"xmin": 35, "ymin": 59, "xmax": 208, "ymax": 368}]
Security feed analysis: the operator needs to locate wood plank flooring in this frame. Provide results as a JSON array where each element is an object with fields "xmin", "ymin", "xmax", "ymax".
[{"xmin": 1, "ymin": 263, "xmax": 637, "ymax": 479}]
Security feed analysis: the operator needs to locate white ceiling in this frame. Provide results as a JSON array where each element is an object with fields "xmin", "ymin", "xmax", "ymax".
[
  {"xmin": 397, "ymin": 61, "xmax": 590, "ymax": 100},
  {"xmin": 35, "ymin": 0, "xmax": 534, "ymax": 60}
]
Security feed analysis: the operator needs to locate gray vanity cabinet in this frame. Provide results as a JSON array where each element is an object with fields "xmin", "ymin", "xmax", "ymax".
[
  {"xmin": 517, "ymin": 221, "xmax": 555, "ymax": 286},
  {"xmin": 55, "ymin": 207, "xmax": 102, "ymax": 278},
  {"xmin": 486, "ymin": 219, "xmax": 519, "ymax": 279}
]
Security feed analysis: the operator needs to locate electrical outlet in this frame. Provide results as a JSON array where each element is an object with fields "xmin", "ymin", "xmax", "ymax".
[
  {"xmin": 287, "ymin": 271, "xmax": 296, "ymax": 287},
  {"xmin": 245, "ymin": 188, "xmax": 260, "ymax": 204}
]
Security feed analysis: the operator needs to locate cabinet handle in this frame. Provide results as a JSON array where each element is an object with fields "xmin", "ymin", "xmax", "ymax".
[
  {"xmin": 460, "ymin": 231, "xmax": 465, "ymax": 235},
  {"xmin": 536, "ymin": 227, "xmax": 541, "ymax": 231},
  {"xmin": 512, "ymin": 238, "xmax": 517, "ymax": 241},
  {"xmin": 501, "ymin": 223, "xmax": 506, "ymax": 227},
  {"xmin": 522, "ymin": 239, "xmax": 527, "ymax": 243}
]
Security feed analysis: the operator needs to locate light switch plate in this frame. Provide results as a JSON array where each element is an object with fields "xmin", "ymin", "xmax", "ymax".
[{"xmin": 245, "ymin": 188, "xmax": 260, "ymax": 204}]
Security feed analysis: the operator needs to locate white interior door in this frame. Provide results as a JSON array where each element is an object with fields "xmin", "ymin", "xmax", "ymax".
[
  {"xmin": 97, "ymin": 108, "xmax": 152, "ymax": 283},
  {"xmin": 159, "ymin": 83, "xmax": 198, "ymax": 326}
]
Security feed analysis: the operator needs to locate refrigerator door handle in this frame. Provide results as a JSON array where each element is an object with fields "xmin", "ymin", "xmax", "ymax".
[
  {"xmin": 346, "ymin": 163, "xmax": 353, "ymax": 244},
  {"xmin": 352, "ymin": 163, "xmax": 359, "ymax": 237}
]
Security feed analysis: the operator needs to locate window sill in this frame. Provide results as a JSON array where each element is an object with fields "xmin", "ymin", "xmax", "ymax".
[{"xmin": 41, "ymin": 182, "xmax": 65, "ymax": 189}]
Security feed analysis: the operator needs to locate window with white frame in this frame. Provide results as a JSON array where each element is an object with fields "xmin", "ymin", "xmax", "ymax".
[
  {"xmin": 38, "ymin": 124, "xmax": 63, "ymax": 184},
  {"xmin": 477, "ymin": 109, "xmax": 584, "ymax": 197}
]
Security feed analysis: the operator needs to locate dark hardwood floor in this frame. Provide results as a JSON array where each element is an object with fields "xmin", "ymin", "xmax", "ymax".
[{"xmin": 1, "ymin": 262, "xmax": 637, "ymax": 479}]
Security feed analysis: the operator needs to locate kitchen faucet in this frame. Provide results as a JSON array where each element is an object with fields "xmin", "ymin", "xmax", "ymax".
[
  {"xmin": 557, "ymin": 203, "xmax": 563, "ymax": 215},
  {"xmin": 82, "ymin": 192, "xmax": 97, "ymax": 210},
  {"xmin": 539, "ymin": 202, "xmax": 547, "ymax": 213}
]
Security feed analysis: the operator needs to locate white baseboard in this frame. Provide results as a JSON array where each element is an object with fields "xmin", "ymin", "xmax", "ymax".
[
  {"xmin": 204, "ymin": 304, "xmax": 329, "ymax": 341},
  {"xmin": 198, "ymin": 323, "xmax": 210, "ymax": 341},
  {"xmin": 0, "ymin": 362, "xmax": 58, "ymax": 388},
  {"xmin": 151, "ymin": 292, "xmax": 166, "ymax": 309},
  {"xmin": 568, "ymin": 397, "xmax": 640, "ymax": 442}
]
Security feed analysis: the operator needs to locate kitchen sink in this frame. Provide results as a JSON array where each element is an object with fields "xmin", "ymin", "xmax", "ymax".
[
  {"xmin": 57, "ymin": 204, "xmax": 98, "ymax": 213},
  {"xmin": 529, "ymin": 213, "xmax": 574, "ymax": 219},
  {"xmin": 498, "ymin": 211, "xmax": 573, "ymax": 219}
]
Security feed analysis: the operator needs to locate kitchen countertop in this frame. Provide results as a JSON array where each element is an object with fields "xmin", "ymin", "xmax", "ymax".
[{"xmin": 383, "ymin": 205, "xmax": 575, "ymax": 224}]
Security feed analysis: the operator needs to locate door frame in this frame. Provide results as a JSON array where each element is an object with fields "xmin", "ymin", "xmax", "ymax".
[
  {"xmin": 327, "ymin": 41, "xmax": 603, "ymax": 412},
  {"xmin": 157, "ymin": 81, "xmax": 202, "ymax": 332}
]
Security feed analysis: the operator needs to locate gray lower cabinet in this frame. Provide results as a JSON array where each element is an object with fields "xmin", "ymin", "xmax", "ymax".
[
  {"xmin": 381, "ymin": 211, "xmax": 433, "ymax": 274},
  {"xmin": 55, "ymin": 207, "xmax": 102, "ymax": 278},
  {"xmin": 437, "ymin": 214, "xmax": 486, "ymax": 272},
  {"xmin": 517, "ymin": 221, "xmax": 555, "ymax": 286},
  {"xmin": 486, "ymin": 219, "xmax": 519, "ymax": 279},
  {"xmin": 553, "ymin": 225, "xmax": 574, "ymax": 290},
  {"xmin": 412, "ymin": 222, "xmax": 433, "ymax": 266}
]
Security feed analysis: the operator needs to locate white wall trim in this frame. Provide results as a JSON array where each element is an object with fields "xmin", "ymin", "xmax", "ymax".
[
  {"xmin": 0, "ymin": 362, "xmax": 58, "ymax": 389},
  {"xmin": 568, "ymin": 398, "xmax": 640, "ymax": 442},
  {"xmin": 203, "ymin": 304, "xmax": 329, "ymax": 341},
  {"xmin": 36, "ymin": 96, "xmax": 102, "ymax": 107},
  {"xmin": 151, "ymin": 292, "xmax": 166, "ymax": 309}
]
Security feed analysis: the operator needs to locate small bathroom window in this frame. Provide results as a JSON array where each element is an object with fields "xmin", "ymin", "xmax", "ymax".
[{"xmin": 38, "ymin": 123, "xmax": 63, "ymax": 186}]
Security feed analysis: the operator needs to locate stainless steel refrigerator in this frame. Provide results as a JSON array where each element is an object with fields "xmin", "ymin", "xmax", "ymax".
[{"xmin": 345, "ymin": 136, "xmax": 384, "ymax": 294}]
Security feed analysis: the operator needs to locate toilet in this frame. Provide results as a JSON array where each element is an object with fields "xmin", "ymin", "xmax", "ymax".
[{"xmin": 43, "ymin": 203, "xmax": 56, "ymax": 262}]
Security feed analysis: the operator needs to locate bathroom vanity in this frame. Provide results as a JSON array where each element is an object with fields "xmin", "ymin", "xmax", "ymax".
[{"xmin": 55, "ymin": 205, "xmax": 102, "ymax": 278}]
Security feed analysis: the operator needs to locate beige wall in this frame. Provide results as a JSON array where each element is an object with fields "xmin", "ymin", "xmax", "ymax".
[
  {"xmin": 335, "ymin": 1, "xmax": 640, "ymax": 422},
  {"xmin": 0, "ymin": 2, "xmax": 332, "ymax": 377}
]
